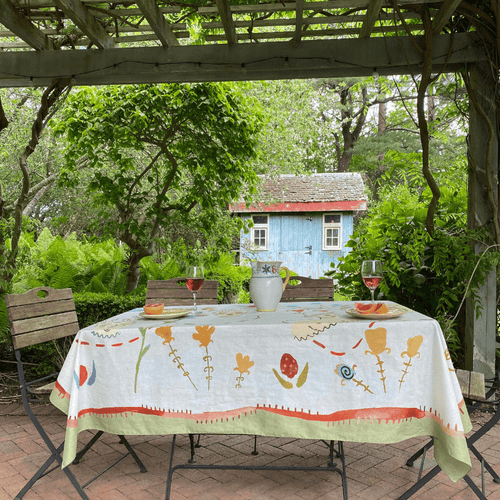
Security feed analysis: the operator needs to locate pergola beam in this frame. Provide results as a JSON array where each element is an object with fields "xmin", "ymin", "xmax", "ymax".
[
  {"xmin": 295, "ymin": 0, "xmax": 305, "ymax": 42},
  {"xmin": 136, "ymin": 0, "xmax": 179, "ymax": 47},
  {"xmin": 0, "ymin": 0, "xmax": 53, "ymax": 50},
  {"xmin": 215, "ymin": 0, "xmax": 238, "ymax": 45},
  {"xmin": 0, "ymin": 33, "xmax": 484, "ymax": 88},
  {"xmin": 53, "ymin": 0, "xmax": 116, "ymax": 49},
  {"xmin": 359, "ymin": 0, "xmax": 385, "ymax": 38},
  {"xmin": 433, "ymin": 0, "xmax": 463, "ymax": 33}
]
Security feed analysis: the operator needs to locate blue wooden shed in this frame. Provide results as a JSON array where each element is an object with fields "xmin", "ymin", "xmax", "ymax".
[{"xmin": 230, "ymin": 173, "xmax": 367, "ymax": 278}]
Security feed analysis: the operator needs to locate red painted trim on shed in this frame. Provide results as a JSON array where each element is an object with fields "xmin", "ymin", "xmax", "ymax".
[{"xmin": 229, "ymin": 201, "xmax": 366, "ymax": 212}]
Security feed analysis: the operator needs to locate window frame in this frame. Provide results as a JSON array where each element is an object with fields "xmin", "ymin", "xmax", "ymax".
[
  {"xmin": 322, "ymin": 213, "xmax": 342, "ymax": 251},
  {"xmin": 250, "ymin": 214, "xmax": 269, "ymax": 251}
]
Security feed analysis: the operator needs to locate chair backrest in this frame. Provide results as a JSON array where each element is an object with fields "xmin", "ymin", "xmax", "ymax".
[
  {"xmin": 5, "ymin": 287, "xmax": 80, "ymax": 350},
  {"xmin": 146, "ymin": 278, "xmax": 219, "ymax": 306},
  {"xmin": 281, "ymin": 276, "xmax": 334, "ymax": 302}
]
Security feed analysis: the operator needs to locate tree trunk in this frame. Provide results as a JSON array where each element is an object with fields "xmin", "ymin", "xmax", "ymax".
[
  {"xmin": 124, "ymin": 251, "xmax": 144, "ymax": 294},
  {"xmin": 338, "ymin": 150, "xmax": 354, "ymax": 172},
  {"xmin": 0, "ymin": 97, "xmax": 8, "ymax": 133}
]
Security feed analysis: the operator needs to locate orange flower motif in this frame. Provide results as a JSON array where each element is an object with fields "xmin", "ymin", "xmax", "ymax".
[
  {"xmin": 155, "ymin": 326, "xmax": 175, "ymax": 344},
  {"xmin": 234, "ymin": 353, "xmax": 254, "ymax": 375},
  {"xmin": 402, "ymin": 335, "xmax": 423, "ymax": 359},
  {"xmin": 365, "ymin": 327, "xmax": 391, "ymax": 356},
  {"xmin": 399, "ymin": 335, "xmax": 424, "ymax": 389},
  {"xmin": 192, "ymin": 325, "xmax": 215, "ymax": 347},
  {"xmin": 365, "ymin": 327, "xmax": 391, "ymax": 393}
]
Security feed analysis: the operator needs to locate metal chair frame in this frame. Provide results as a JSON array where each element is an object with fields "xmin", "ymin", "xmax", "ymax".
[
  {"xmin": 5, "ymin": 287, "xmax": 147, "ymax": 500},
  {"xmin": 399, "ymin": 370, "xmax": 500, "ymax": 500}
]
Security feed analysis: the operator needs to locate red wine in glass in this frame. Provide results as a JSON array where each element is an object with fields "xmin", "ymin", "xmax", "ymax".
[
  {"xmin": 362, "ymin": 276, "xmax": 382, "ymax": 290},
  {"xmin": 185, "ymin": 266, "xmax": 204, "ymax": 314},
  {"xmin": 361, "ymin": 260, "xmax": 383, "ymax": 303},
  {"xmin": 186, "ymin": 278, "xmax": 204, "ymax": 292}
]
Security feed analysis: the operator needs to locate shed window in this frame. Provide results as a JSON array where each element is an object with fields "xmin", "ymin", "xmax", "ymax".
[
  {"xmin": 251, "ymin": 214, "xmax": 269, "ymax": 250},
  {"xmin": 322, "ymin": 214, "xmax": 342, "ymax": 250}
]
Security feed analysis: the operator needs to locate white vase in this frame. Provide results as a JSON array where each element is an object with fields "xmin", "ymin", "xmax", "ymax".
[{"xmin": 249, "ymin": 261, "xmax": 290, "ymax": 312}]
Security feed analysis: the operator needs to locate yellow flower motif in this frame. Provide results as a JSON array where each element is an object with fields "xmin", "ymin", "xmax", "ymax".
[
  {"xmin": 444, "ymin": 348, "xmax": 451, "ymax": 360},
  {"xmin": 192, "ymin": 325, "xmax": 215, "ymax": 347},
  {"xmin": 155, "ymin": 326, "xmax": 175, "ymax": 344},
  {"xmin": 365, "ymin": 328, "xmax": 391, "ymax": 356},
  {"xmin": 234, "ymin": 353, "xmax": 254, "ymax": 375},
  {"xmin": 401, "ymin": 335, "xmax": 423, "ymax": 359}
]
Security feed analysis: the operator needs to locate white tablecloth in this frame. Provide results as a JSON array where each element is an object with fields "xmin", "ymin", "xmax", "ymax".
[{"xmin": 51, "ymin": 301, "xmax": 471, "ymax": 480}]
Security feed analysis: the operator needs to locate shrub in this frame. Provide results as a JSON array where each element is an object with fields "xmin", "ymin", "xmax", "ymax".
[{"xmin": 328, "ymin": 184, "xmax": 499, "ymax": 366}]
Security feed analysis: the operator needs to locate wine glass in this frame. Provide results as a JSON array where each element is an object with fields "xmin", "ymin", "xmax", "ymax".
[
  {"xmin": 361, "ymin": 260, "xmax": 383, "ymax": 303},
  {"xmin": 185, "ymin": 266, "xmax": 204, "ymax": 315}
]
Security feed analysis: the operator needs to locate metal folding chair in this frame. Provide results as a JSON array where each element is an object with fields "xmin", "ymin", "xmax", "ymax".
[
  {"xmin": 146, "ymin": 278, "xmax": 219, "ymax": 451},
  {"xmin": 245, "ymin": 276, "xmax": 335, "ymax": 455},
  {"xmin": 5, "ymin": 287, "xmax": 147, "ymax": 500},
  {"xmin": 400, "ymin": 369, "xmax": 500, "ymax": 499}
]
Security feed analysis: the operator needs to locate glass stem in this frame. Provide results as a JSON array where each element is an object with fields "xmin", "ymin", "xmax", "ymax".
[
  {"xmin": 370, "ymin": 290, "xmax": 375, "ymax": 303},
  {"xmin": 193, "ymin": 292, "xmax": 197, "ymax": 312}
]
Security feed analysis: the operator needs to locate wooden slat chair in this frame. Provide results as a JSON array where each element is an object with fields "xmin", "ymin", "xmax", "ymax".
[
  {"xmin": 5, "ymin": 287, "xmax": 147, "ymax": 500},
  {"xmin": 281, "ymin": 276, "xmax": 334, "ymax": 302},
  {"xmin": 145, "ymin": 278, "xmax": 219, "ymax": 306},
  {"xmin": 146, "ymin": 278, "xmax": 219, "ymax": 451},
  {"xmin": 401, "ymin": 368, "xmax": 500, "ymax": 500}
]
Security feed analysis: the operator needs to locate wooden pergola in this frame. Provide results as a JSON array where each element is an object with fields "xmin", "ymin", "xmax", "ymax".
[{"xmin": 1, "ymin": 0, "xmax": 498, "ymax": 376}]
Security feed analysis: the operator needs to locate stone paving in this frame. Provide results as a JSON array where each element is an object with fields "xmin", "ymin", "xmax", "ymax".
[{"xmin": 1, "ymin": 402, "xmax": 500, "ymax": 500}]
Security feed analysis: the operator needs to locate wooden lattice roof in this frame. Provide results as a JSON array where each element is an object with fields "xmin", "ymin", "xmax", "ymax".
[{"xmin": 0, "ymin": 0, "xmax": 492, "ymax": 87}]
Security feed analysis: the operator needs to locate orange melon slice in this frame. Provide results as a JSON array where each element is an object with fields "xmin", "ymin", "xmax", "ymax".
[
  {"xmin": 354, "ymin": 302, "xmax": 389, "ymax": 314},
  {"xmin": 143, "ymin": 303, "xmax": 165, "ymax": 315}
]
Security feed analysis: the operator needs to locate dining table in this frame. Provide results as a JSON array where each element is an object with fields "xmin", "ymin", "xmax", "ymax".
[{"xmin": 50, "ymin": 300, "xmax": 472, "ymax": 498}]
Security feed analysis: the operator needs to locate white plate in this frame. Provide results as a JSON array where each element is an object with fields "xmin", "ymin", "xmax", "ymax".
[
  {"xmin": 345, "ymin": 305, "xmax": 408, "ymax": 320},
  {"xmin": 139, "ymin": 308, "xmax": 192, "ymax": 320}
]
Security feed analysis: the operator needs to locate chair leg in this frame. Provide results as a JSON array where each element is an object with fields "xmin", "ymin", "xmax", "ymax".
[
  {"xmin": 405, "ymin": 438, "xmax": 433, "ymax": 467},
  {"xmin": 16, "ymin": 441, "xmax": 90, "ymax": 500},
  {"xmin": 73, "ymin": 430, "xmax": 104, "ymax": 464},
  {"xmin": 118, "ymin": 435, "xmax": 147, "ymax": 473},
  {"xmin": 73, "ymin": 431, "xmax": 146, "ymax": 473}
]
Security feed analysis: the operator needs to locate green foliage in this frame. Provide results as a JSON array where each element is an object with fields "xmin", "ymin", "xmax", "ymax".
[
  {"xmin": 327, "ymin": 177, "xmax": 499, "ymax": 365},
  {"xmin": 52, "ymin": 82, "xmax": 263, "ymax": 291},
  {"xmin": 73, "ymin": 292, "xmax": 146, "ymax": 329},
  {"xmin": 10, "ymin": 228, "xmax": 128, "ymax": 295}
]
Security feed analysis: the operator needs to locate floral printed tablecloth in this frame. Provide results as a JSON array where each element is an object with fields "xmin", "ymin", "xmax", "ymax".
[{"xmin": 50, "ymin": 301, "xmax": 471, "ymax": 480}]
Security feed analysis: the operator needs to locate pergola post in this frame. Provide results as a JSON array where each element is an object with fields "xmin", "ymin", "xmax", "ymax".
[{"xmin": 465, "ymin": 61, "xmax": 499, "ymax": 378}]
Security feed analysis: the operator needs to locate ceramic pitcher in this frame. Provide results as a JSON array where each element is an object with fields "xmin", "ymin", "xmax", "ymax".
[{"xmin": 249, "ymin": 261, "xmax": 290, "ymax": 312}]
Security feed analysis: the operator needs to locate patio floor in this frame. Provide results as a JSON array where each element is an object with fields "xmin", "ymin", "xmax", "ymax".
[{"xmin": 1, "ymin": 403, "xmax": 500, "ymax": 500}]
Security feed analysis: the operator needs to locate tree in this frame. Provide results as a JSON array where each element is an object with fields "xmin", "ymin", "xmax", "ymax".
[
  {"xmin": 53, "ymin": 83, "xmax": 263, "ymax": 293},
  {"xmin": 243, "ymin": 80, "xmax": 332, "ymax": 174},
  {"xmin": 0, "ymin": 80, "xmax": 71, "ymax": 294}
]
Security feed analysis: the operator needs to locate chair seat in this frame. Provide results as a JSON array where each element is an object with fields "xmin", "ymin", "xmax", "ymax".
[{"xmin": 30, "ymin": 381, "xmax": 55, "ymax": 395}]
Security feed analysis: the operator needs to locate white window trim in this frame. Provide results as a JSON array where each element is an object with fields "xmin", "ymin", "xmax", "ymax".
[
  {"xmin": 251, "ymin": 214, "xmax": 269, "ymax": 251},
  {"xmin": 322, "ymin": 213, "xmax": 342, "ymax": 251}
]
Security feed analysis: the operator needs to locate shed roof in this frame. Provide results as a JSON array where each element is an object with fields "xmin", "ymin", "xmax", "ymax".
[{"xmin": 230, "ymin": 172, "xmax": 367, "ymax": 213}]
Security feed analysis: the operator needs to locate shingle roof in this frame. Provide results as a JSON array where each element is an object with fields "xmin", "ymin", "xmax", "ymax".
[
  {"xmin": 230, "ymin": 173, "xmax": 366, "ymax": 213},
  {"xmin": 259, "ymin": 173, "xmax": 365, "ymax": 203}
]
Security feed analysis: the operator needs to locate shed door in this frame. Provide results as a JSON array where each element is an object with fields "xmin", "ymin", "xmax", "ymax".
[{"xmin": 278, "ymin": 213, "xmax": 314, "ymax": 277}]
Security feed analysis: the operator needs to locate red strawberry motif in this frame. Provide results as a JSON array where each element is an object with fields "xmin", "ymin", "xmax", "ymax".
[{"xmin": 280, "ymin": 353, "xmax": 298, "ymax": 379}]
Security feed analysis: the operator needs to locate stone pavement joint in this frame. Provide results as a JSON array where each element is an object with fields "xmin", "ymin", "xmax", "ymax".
[{"xmin": 0, "ymin": 403, "xmax": 499, "ymax": 500}]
